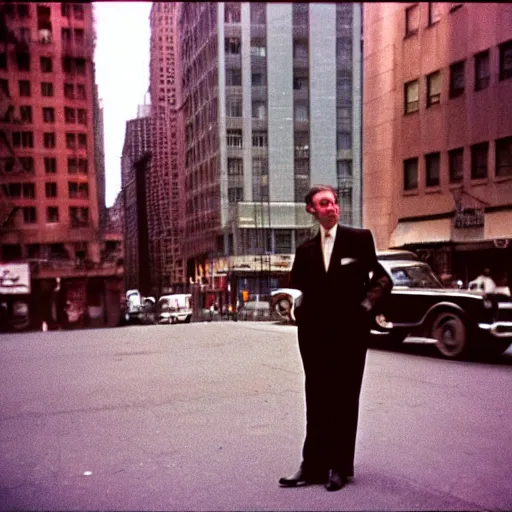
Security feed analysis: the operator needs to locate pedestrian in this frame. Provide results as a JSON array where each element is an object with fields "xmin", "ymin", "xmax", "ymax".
[
  {"xmin": 279, "ymin": 184, "xmax": 393, "ymax": 492},
  {"xmin": 469, "ymin": 267, "xmax": 496, "ymax": 294}
]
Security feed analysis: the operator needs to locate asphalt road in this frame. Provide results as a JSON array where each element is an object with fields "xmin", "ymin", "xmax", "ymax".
[{"xmin": 1, "ymin": 322, "xmax": 511, "ymax": 511}]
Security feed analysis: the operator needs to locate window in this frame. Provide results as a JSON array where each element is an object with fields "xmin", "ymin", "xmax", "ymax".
[
  {"xmin": 76, "ymin": 84, "xmax": 86, "ymax": 99},
  {"xmin": 20, "ymin": 105, "xmax": 32, "ymax": 123},
  {"xmin": 295, "ymin": 159, "xmax": 309, "ymax": 175},
  {"xmin": 78, "ymin": 133, "xmax": 87, "ymax": 149},
  {"xmin": 19, "ymin": 80, "xmax": 30, "ymax": 96},
  {"xmin": 40, "ymin": 56, "xmax": 52, "ymax": 72},
  {"xmin": 405, "ymin": 4, "xmax": 419, "ymax": 37},
  {"xmin": 425, "ymin": 152, "xmax": 440, "ymax": 187},
  {"xmin": 474, "ymin": 50, "xmax": 490, "ymax": 91},
  {"xmin": 47, "ymin": 207, "xmax": 59, "ymax": 223},
  {"xmin": 225, "ymin": 37, "xmax": 241, "ymax": 55},
  {"xmin": 471, "ymin": 142, "xmax": 488, "ymax": 179},
  {"xmin": 61, "ymin": 3, "xmax": 70, "ymax": 17},
  {"xmin": 78, "ymin": 159, "xmax": 88, "ymax": 174},
  {"xmin": 43, "ymin": 107, "xmax": 55, "ymax": 123},
  {"xmin": 73, "ymin": 4, "xmax": 84, "ymax": 20},
  {"xmin": 77, "ymin": 109, "xmax": 87, "ymax": 125},
  {"xmin": 226, "ymin": 97, "xmax": 242, "ymax": 117},
  {"xmin": 337, "ymin": 132, "xmax": 352, "ymax": 151},
  {"xmin": 66, "ymin": 133, "xmax": 76, "ymax": 149},
  {"xmin": 250, "ymin": 43, "xmax": 266, "ymax": 57},
  {"xmin": 74, "ymin": 29, "xmax": 84, "ymax": 42},
  {"xmin": 251, "ymin": 73, "xmax": 266, "ymax": 87},
  {"xmin": 45, "ymin": 182, "xmax": 57, "ymax": 197},
  {"xmin": 404, "ymin": 158, "xmax": 419, "ymax": 191},
  {"xmin": 68, "ymin": 158, "xmax": 78, "ymax": 174},
  {"xmin": 337, "ymin": 107, "xmax": 352, "ymax": 131},
  {"xmin": 227, "ymin": 129, "xmax": 242, "ymax": 148},
  {"xmin": 12, "ymin": 131, "xmax": 33, "ymax": 148},
  {"xmin": 295, "ymin": 133, "xmax": 309, "ymax": 158},
  {"xmin": 0, "ymin": 52, "xmax": 7, "ymax": 70},
  {"xmin": 22, "ymin": 182, "xmax": 35, "ymax": 198},
  {"xmin": 253, "ymin": 158, "xmax": 268, "ymax": 175},
  {"xmin": 499, "ymin": 39, "xmax": 512, "ymax": 81},
  {"xmin": 339, "ymin": 188, "xmax": 353, "ymax": 225},
  {"xmin": 292, "ymin": 3, "xmax": 309, "ymax": 26},
  {"xmin": 293, "ymin": 76, "xmax": 308, "ymax": 90},
  {"xmin": 295, "ymin": 102, "xmax": 308, "ymax": 122},
  {"xmin": 428, "ymin": 2, "xmax": 442, "ymax": 25},
  {"xmin": 252, "ymin": 131, "xmax": 268, "ymax": 147},
  {"xmin": 337, "ymin": 160, "xmax": 352, "ymax": 178},
  {"xmin": 16, "ymin": 52, "xmax": 30, "ymax": 71},
  {"xmin": 17, "ymin": 4, "xmax": 29, "ymax": 18},
  {"xmin": 449, "ymin": 60, "xmax": 465, "ymax": 97},
  {"xmin": 293, "ymin": 40, "xmax": 308, "ymax": 60},
  {"xmin": 19, "ymin": 27, "xmax": 30, "ymax": 43},
  {"xmin": 252, "ymin": 174, "xmax": 268, "ymax": 202},
  {"xmin": 275, "ymin": 230, "xmax": 292, "ymax": 254},
  {"xmin": 227, "ymin": 158, "xmax": 243, "ymax": 176},
  {"xmin": 44, "ymin": 157, "xmax": 56, "ymax": 174},
  {"xmin": 228, "ymin": 187, "xmax": 243, "ymax": 203},
  {"xmin": 5, "ymin": 183, "xmax": 21, "ymax": 198},
  {"xmin": 0, "ymin": 79, "xmax": 8, "ymax": 96},
  {"xmin": 23, "ymin": 206, "xmax": 37, "ymax": 224},
  {"xmin": 61, "ymin": 27, "xmax": 71, "ymax": 41},
  {"xmin": 41, "ymin": 82, "xmax": 53, "ymax": 96},
  {"xmin": 226, "ymin": 69, "xmax": 242, "ymax": 86},
  {"xmin": 68, "ymin": 182, "xmax": 89, "ymax": 198},
  {"xmin": 75, "ymin": 58, "xmax": 86, "ymax": 75},
  {"xmin": 404, "ymin": 79, "xmax": 419, "ymax": 114},
  {"xmin": 43, "ymin": 132, "xmax": 55, "ymax": 148},
  {"xmin": 295, "ymin": 174, "xmax": 309, "ymax": 202},
  {"xmin": 18, "ymin": 158, "xmax": 33, "ymax": 175},
  {"xmin": 69, "ymin": 207, "xmax": 89, "ymax": 227},
  {"xmin": 495, "ymin": 137, "xmax": 512, "ymax": 177},
  {"xmin": 250, "ymin": 3, "xmax": 266, "ymax": 24},
  {"xmin": 252, "ymin": 101, "xmax": 266, "ymax": 119},
  {"xmin": 427, "ymin": 70, "xmax": 441, "ymax": 107},
  {"xmin": 224, "ymin": 3, "xmax": 241, "ymax": 23},
  {"xmin": 448, "ymin": 148, "xmax": 464, "ymax": 183},
  {"xmin": 65, "ymin": 107, "xmax": 76, "ymax": 123},
  {"xmin": 64, "ymin": 83, "xmax": 74, "ymax": 99}
]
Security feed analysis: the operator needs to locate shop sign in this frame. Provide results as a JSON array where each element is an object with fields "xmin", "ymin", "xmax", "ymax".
[
  {"xmin": 453, "ymin": 190, "xmax": 486, "ymax": 229},
  {"xmin": 0, "ymin": 263, "xmax": 30, "ymax": 294}
]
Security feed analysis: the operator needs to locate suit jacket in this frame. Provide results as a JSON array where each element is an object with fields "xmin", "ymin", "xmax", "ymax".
[{"xmin": 290, "ymin": 225, "xmax": 393, "ymax": 330}]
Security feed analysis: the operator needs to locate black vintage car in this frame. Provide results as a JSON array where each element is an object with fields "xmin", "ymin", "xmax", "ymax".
[{"xmin": 270, "ymin": 251, "xmax": 512, "ymax": 360}]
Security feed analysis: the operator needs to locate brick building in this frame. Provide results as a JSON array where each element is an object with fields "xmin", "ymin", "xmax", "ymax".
[
  {"xmin": 363, "ymin": 2, "xmax": 512, "ymax": 285},
  {"xmin": 0, "ymin": 2, "xmax": 123, "ymax": 330}
]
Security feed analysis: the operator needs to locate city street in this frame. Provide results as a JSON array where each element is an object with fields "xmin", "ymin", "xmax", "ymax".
[{"xmin": 1, "ymin": 322, "xmax": 511, "ymax": 511}]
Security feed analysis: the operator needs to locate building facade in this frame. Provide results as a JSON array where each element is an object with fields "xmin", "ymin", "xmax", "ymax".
[
  {"xmin": 0, "ymin": 2, "xmax": 123, "ymax": 330},
  {"xmin": 120, "ymin": 106, "xmax": 151, "ymax": 294},
  {"xmin": 177, "ymin": 2, "xmax": 362, "ymax": 295},
  {"xmin": 148, "ymin": 2, "xmax": 185, "ymax": 296},
  {"xmin": 363, "ymin": 2, "xmax": 512, "ymax": 285}
]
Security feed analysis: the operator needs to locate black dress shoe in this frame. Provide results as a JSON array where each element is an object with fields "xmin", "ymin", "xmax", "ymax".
[
  {"xmin": 324, "ymin": 469, "xmax": 347, "ymax": 492},
  {"xmin": 279, "ymin": 468, "xmax": 325, "ymax": 487}
]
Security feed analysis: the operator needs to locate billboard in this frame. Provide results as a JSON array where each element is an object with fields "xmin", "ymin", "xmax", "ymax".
[{"xmin": 0, "ymin": 263, "xmax": 31, "ymax": 294}]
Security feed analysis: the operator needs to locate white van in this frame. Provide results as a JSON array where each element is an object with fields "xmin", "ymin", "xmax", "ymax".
[{"xmin": 157, "ymin": 294, "xmax": 192, "ymax": 324}]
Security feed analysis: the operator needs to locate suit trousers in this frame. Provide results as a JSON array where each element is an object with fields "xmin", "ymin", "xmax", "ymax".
[{"xmin": 297, "ymin": 318, "xmax": 368, "ymax": 477}]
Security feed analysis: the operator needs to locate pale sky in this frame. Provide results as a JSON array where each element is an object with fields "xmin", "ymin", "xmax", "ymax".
[{"xmin": 93, "ymin": 2, "xmax": 152, "ymax": 207}]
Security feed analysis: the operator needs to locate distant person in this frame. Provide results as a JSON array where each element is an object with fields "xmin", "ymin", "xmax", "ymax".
[
  {"xmin": 495, "ymin": 273, "xmax": 511, "ymax": 297},
  {"xmin": 469, "ymin": 268, "xmax": 496, "ymax": 294},
  {"xmin": 278, "ymin": 184, "xmax": 393, "ymax": 492}
]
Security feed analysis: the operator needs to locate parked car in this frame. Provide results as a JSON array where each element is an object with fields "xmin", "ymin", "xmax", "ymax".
[
  {"xmin": 270, "ymin": 252, "xmax": 512, "ymax": 360},
  {"xmin": 238, "ymin": 294, "xmax": 271, "ymax": 321},
  {"xmin": 157, "ymin": 294, "xmax": 192, "ymax": 324}
]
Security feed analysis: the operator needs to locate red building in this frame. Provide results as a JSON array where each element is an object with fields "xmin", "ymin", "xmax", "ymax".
[{"xmin": 0, "ymin": 2, "xmax": 123, "ymax": 330}]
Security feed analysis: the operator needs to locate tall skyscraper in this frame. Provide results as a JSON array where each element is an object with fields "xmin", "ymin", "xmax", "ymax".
[
  {"xmin": 0, "ymin": 2, "xmax": 123, "ymax": 329},
  {"xmin": 148, "ymin": 2, "xmax": 185, "ymax": 296},
  {"xmin": 177, "ymin": 2, "xmax": 362, "ymax": 293}
]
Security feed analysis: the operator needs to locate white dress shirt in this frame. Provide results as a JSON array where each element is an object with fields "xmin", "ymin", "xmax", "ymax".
[{"xmin": 321, "ymin": 225, "xmax": 337, "ymax": 271}]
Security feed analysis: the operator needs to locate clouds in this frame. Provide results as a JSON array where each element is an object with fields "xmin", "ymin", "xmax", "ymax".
[{"xmin": 93, "ymin": 2, "xmax": 152, "ymax": 206}]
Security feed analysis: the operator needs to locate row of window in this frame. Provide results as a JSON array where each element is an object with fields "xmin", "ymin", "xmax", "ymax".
[
  {"xmin": 2, "ymin": 242, "xmax": 89, "ymax": 263},
  {"xmin": 405, "ymin": 2, "xmax": 462, "ymax": 37},
  {"xmin": 11, "ymin": 131, "xmax": 87, "ymax": 150},
  {"xmin": 2, "ymin": 157, "xmax": 88, "ymax": 175},
  {"xmin": 404, "ymin": 40, "xmax": 512, "ymax": 114},
  {"xmin": 13, "ymin": 206, "xmax": 89, "ymax": 226},
  {"xmin": 0, "ymin": 78, "xmax": 87, "ymax": 99},
  {"xmin": 10, "ymin": 105, "xmax": 87, "ymax": 125},
  {"xmin": 2, "ymin": 3, "xmax": 84, "ymax": 20},
  {"xmin": 403, "ymin": 136, "xmax": 512, "ymax": 191},
  {"xmin": 3, "ymin": 181, "xmax": 89, "ymax": 200},
  {"xmin": 1, "ymin": 53, "xmax": 87, "ymax": 74},
  {"xmin": 0, "ymin": 26, "xmax": 86, "ymax": 49}
]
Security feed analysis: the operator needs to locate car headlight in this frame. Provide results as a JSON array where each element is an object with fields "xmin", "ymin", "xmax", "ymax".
[{"xmin": 375, "ymin": 314, "xmax": 393, "ymax": 329}]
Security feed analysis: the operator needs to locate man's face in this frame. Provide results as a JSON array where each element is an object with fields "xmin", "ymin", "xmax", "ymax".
[{"xmin": 309, "ymin": 190, "xmax": 340, "ymax": 229}]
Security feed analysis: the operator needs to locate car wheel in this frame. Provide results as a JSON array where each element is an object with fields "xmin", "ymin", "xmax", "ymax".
[
  {"xmin": 430, "ymin": 311, "xmax": 468, "ymax": 359},
  {"xmin": 275, "ymin": 298, "xmax": 292, "ymax": 321}
]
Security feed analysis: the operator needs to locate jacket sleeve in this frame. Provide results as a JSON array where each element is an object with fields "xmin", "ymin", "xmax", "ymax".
[
  {"xmin": 361, "ymin": 230, "xmax": 393, "ymax": 312},
  {"xmin": 289, "ymin": 245, "xmax": 305, "ymax": 291}
]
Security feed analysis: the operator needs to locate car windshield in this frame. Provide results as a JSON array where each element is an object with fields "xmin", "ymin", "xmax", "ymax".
[{"xmin": 390, "ymin": 265, "xmax": 442, "ymax": 288}]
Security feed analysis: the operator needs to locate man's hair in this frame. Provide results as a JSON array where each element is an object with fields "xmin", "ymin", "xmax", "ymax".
[{"xmin": 304, "ymin": 184, "xmax": 338, "ymax": 207}]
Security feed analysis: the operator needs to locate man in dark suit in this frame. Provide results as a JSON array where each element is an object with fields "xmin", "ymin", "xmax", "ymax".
[{"xmin": 279, "ymin": 184, "xmax": 393, "ymax": 492}]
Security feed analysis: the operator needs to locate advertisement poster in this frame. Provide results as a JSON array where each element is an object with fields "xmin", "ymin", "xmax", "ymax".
[{"xmin": 0, "ymin": 263, "xmax": 30, "ymax": 294}]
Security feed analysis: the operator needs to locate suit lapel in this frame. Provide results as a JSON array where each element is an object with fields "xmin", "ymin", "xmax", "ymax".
[{"xmin": 327, "ymin": 225, "xmax": 347, "ymax": 274}]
